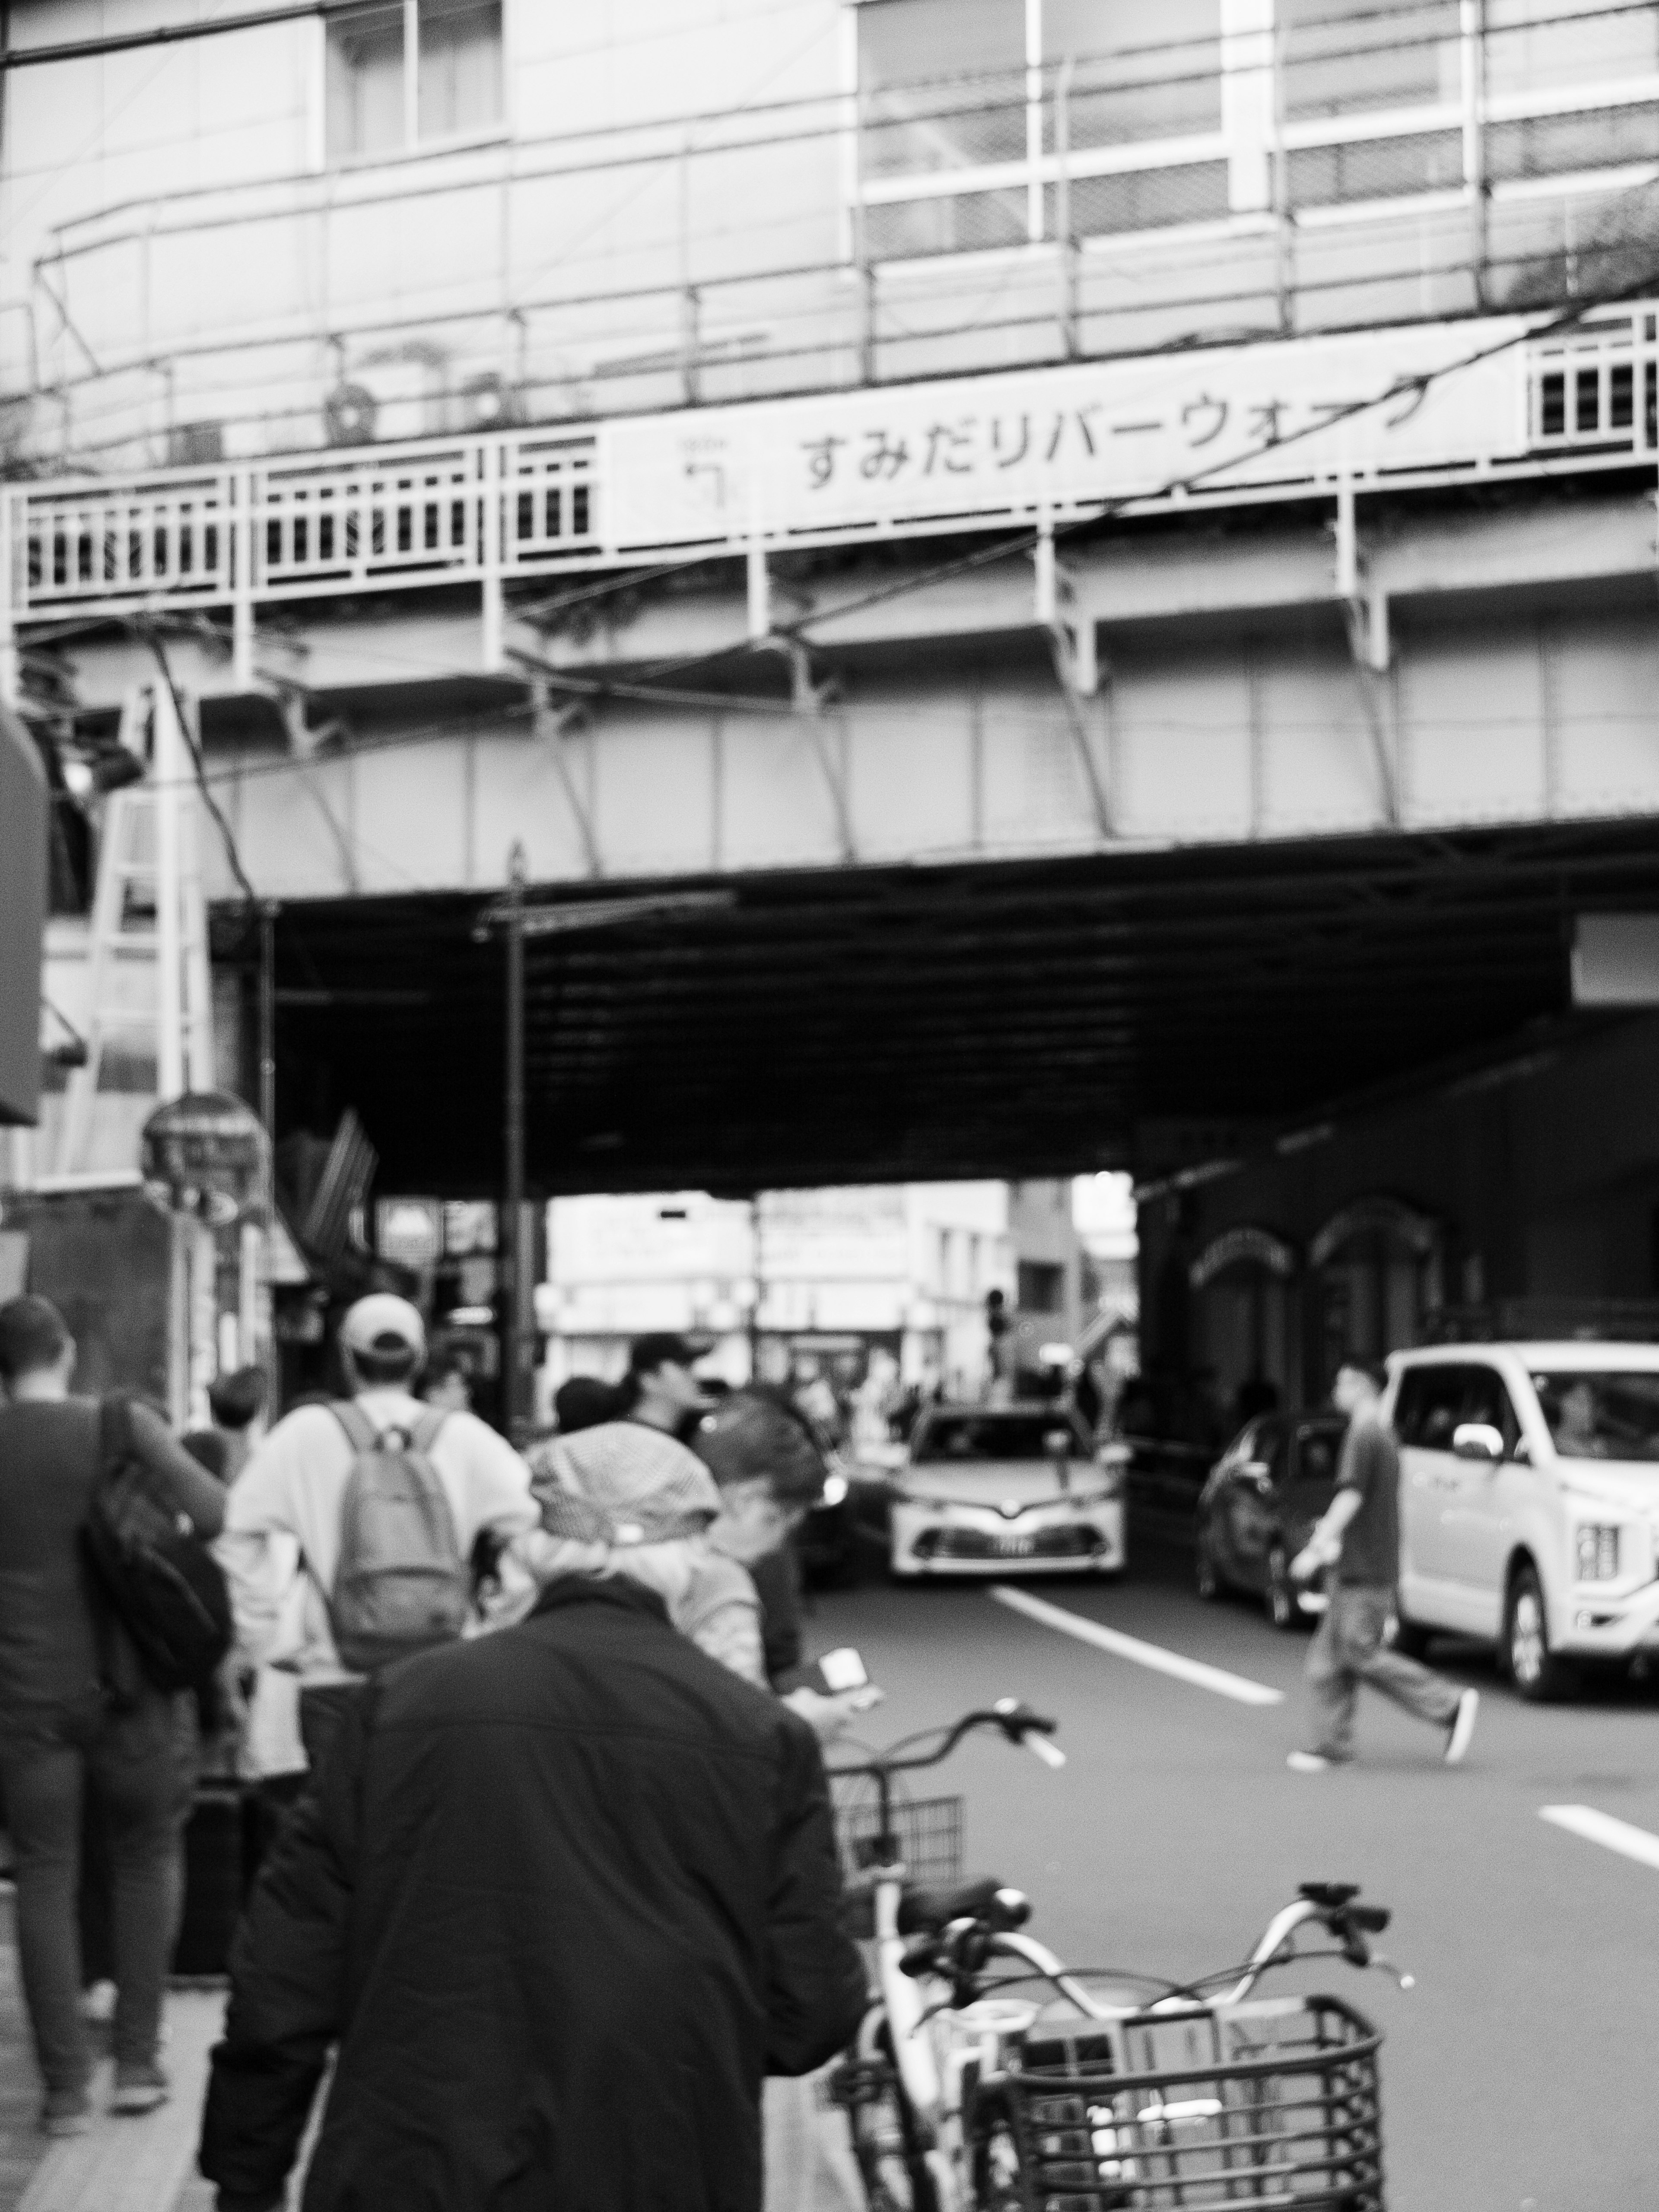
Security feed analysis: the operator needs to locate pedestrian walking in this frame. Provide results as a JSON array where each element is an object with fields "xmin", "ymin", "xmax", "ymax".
[
  {"xmin": 419, "ymin": 1351, "xmax": 473, "ymax": 1415},
  {"xmin": 215, "ymin": 1293, "xmax": 545, "ymax": 1777},
  {"xmin": 1287, "ymin": 1360, "xmax": 1479, "ymax": 1773},
  {"xmin": 181, "ymin": 1368, "xmax": 267, "ymax": 1487},
  {"xmin": 197, "ymin": 1551, "xmax": 868, "ymax": 2212},
  {"xmin": 0, "ymin": 1294, "xmax": 227, "ymax": 2135},
  {"xmin": 617, "ymin": 1329, "xmax": 716, "ymax": 1438},
  {"xmin": 551, "ymin": 1373, "xmax": 622, "ymax": 1434}
]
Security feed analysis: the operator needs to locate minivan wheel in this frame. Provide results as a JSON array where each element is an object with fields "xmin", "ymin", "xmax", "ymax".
[
  {"xmin": 1505, "ymin": 1563, "xmax": 1576, "ymax": 1703},
  {"xmin": 1266, "ymin": 1547, "xmax": 1298, "ymax": 1632}
]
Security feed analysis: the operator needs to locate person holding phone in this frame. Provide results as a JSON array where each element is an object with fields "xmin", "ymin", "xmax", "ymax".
[{"xmin": 692, "ymin": 1387, "xmax": 884, "ymax": 1738}]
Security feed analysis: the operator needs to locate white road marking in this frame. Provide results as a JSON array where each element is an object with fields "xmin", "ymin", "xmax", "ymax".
[
  {"xmin": 990, "ymin": 1586, "xmax": 1284, "ymax": 1707},
  {"xmin": 1538, "ymin": 1805, "xmax": 1659, "ymax": 1872}
]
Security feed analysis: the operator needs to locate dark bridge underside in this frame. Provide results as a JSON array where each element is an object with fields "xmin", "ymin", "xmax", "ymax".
[{"xmin": 242, "ymin": 817, "xmax": 1659, "ymax": 1197}]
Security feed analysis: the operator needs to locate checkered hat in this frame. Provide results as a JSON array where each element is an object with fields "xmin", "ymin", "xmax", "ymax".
[{"xmin": 529, "ymin": 1421, "xmax": 722, "ymax": 1547}]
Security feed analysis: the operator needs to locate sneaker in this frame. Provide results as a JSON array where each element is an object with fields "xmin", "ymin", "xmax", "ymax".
[
  {"xmin": 1287, "ymin": 1751, "xmax": 1335, "ymax": 1773},
  {"xmin": 40, "ymin": 2089, "xmax": 92, "ymax": 2139},
  {"xmin": 1444, "ymin": 1688, "xmax": 1479, "ymax": 1766},
  {"xmin": 110, "ymin": 2063, "xmax": 169, "ymax": 2117}
]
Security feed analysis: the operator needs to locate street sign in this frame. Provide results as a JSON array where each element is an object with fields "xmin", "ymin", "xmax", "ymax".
[{"xmin": 140, "ymin": 1091, "xmax": 269, "ymax": 1226}]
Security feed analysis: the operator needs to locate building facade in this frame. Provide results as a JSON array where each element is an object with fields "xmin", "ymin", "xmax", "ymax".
[
  {"xmin": 5, "ymin": 2, "xmax": 1659, "ymax": 1419},
  {"xmin": 1139, "ymin": 1007, "xmax": 1659, "ymax": 1434},
  {"xmin": 540, "ymin": 1176, "xmax": 1082, "ymax": 1403}
]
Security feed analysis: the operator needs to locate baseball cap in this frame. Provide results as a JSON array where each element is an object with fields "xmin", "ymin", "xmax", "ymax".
[
  {"xmin": 626, "ymin": 1331, "xmax": 710, "ymax": 1375},
  {"xmin": 340, "ymin": 1293, "xmax": 427, "ymax": 1361}
]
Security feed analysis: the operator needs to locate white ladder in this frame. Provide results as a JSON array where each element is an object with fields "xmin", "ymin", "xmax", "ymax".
[{"xmin": 55, "ymin": 681, "xmax": 215, "ymax": 1175}]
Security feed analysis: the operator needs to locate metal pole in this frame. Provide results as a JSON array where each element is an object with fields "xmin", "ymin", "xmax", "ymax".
[
  {"xmin": 1055, "ymin": 56, "xmax": 1077, "ymax": 359},
  {"xmin": 503, "ymin": 841, "xmax": 529, "ymax": 1442},
  {"xmin": 749, "ymin": 1193, "xmax": 763, "ymax": 1386},
  {"xmin": 258, "ymin": 902, "xmax": 279, "ymax": 1139},
  {"xmin": 152, "ymin": 681, "xmax": 185, "ymax": 1104},
  {"xmin": 257, "ymin": 899, "xmax": 280, "ymax": 1415}
]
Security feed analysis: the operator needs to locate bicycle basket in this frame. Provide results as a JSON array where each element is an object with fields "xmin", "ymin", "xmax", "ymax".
[
  {"xmin": 991, "ymin": 1994, "xmax": 1384, "ymax": 2210},
  {"xmin": 830, "ymin": 1784, "xmax": 964, "ymax": 1888}
]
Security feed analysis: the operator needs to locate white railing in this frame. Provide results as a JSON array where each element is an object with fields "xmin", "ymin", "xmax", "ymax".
[
  {"xmin": 4, "ymin": 305, "xmax": 1654, "ymax": 636},
  {"xmin": 8, "ymin": 429, "xmax": 600, "ymax": 623}
]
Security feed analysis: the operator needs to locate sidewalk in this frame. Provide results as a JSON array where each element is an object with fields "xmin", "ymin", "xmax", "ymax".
[
  {"xmin": 0, "ymin": 1894, "xmax": 221, "ymax": 2212},
  {"xmin": 2, "ymin": 1904, "xmax": 860, "ymax": 2212}
]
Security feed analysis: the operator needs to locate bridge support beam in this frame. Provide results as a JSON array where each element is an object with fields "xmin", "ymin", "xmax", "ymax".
[{"xmin": 1336, "ymin": 484, "xmax": 1399, "ymax": 827}]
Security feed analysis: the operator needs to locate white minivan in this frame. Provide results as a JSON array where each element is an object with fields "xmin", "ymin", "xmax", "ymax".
[{"xmin": 1382, "ymin": 1343, "xmax": 1659, "ymax": 1698}]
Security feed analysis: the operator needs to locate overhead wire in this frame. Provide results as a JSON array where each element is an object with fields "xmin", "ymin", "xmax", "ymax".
[{"xmin": 31, "ymin": 0, "xmax": 1657, "ymax": 263}]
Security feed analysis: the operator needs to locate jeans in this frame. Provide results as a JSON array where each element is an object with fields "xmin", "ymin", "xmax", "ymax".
[
  {"xmin": 0, "ymin": 1693, "xmax": 197, "ymax": 2094},
  {"xmin": 1304, "ymin": 1583, "xmax": 1462, "ymax": 1761}
]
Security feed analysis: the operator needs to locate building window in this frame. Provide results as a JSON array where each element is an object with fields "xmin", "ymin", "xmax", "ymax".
[
  {"xmin": 327, "ymin": 0, "xmax": 502, "ymax": 162},
  {"xmin": 1042, "ymin": 0, "xmax": 1221, "ymax": 151},
  {"xmin": 856, "ymin": 0, "xmax": 1225, "ymax": 257},
  {"xmin": 1278, "ymin": 0, "xmax": 1460, "ymax": 122}
]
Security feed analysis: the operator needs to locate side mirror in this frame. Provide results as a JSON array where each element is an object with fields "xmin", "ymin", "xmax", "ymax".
[{"xmin": 1452, "ymin": 1421, "xmax": 1503, "ymax": 1464}]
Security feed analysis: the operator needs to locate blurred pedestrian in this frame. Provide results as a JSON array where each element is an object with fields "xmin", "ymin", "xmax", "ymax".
[
  {"xmin": 181, "ymin": 1368, "xmax": 267, "ymax": 1487},
  {"xmin": 0, "ymin": 1294, "xmax": 226, "ymax": 2134},
  {"xmin": 1288, "ymin": 1361, "xmax": 1478, "ymax": 1773},
  {"xmin": 216, "ymin": 1294, "xmax": 544, "ymax": 1778},
  {"xmin": 552, "ymin": 1373, "xmax": 621, "ymax": 1434},
  {"xmin": 420, "ymin": 1351, "xmax": 473, "ymax": 1415},
  {"xmin": 617, "ymin": 1330, "xmax": 715, "ymax": 1439},
  {"xmin": 197, "ymin": 1546, "xmax": 866, "ymax": 2212}
]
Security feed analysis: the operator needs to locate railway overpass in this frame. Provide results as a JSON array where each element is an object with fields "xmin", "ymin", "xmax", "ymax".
[{"xmin": 7, "ymin": 301, "xmax": 1659, "ymax": 1214}]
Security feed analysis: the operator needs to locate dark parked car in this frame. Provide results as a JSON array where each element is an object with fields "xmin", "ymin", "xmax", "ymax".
[{"xmin": 1195, "ymin": 1412, "xmax": 1346, "ymax": 1629}]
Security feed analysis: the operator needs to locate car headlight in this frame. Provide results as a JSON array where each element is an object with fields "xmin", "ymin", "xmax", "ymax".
[
  {"xmin": 1575, "ymin": 1524, "xmax": 1620, "ymax": 1581},
  {"xmin": 819, "ymin": 1471, "xmax": 849, "ymax": 1509}
]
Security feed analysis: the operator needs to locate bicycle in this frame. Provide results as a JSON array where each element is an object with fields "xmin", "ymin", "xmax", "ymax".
[{"xmin": 827, "ymin": 1701, "xmax": 1409, "ymax": 2211}]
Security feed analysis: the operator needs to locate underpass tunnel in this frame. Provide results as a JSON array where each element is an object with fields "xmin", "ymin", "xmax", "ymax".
[{"xmin": 219, "ymin": 813, "xmax": 1659, "ymax": 1439}]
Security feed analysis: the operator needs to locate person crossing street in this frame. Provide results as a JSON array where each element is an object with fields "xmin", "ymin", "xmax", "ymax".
[{"xmin": 1288, "ymin": 1361, "xmax": 1480, "ymax": 1773}]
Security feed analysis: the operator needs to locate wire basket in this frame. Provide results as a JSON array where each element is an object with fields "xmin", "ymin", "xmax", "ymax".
[
  {"xmin": 989, "ymin": 1995, "xmax": 1384, "ymax": 2210},
  {"xmin": 830, "ymin": 1782, "xmax": 964, "ymax": 1888}
]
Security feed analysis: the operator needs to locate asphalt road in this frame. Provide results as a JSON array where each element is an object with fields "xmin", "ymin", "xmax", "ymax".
[{"xmin": 804, "ymin": 1519, "xmax": 1659, "ymax": 2212}]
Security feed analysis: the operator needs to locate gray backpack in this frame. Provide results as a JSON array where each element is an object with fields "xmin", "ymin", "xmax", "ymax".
[{"xmin": 327, "ymin": 1403, "xmax": 470, "ymax": 1675}]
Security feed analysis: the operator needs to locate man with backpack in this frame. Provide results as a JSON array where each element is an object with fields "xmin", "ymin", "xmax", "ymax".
[
  {"xmin": 0, "ymin": 1294, "xmax": 228, "ymax": 2136},
  {"xmin": 216, "ymin": 1294, "xmax": 542, "ymax": 1775}
]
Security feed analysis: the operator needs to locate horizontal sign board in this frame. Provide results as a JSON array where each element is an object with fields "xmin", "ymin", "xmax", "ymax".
[{"xmin": 603, "ymin": 318, "xmax": 1530, "ymax": 550}]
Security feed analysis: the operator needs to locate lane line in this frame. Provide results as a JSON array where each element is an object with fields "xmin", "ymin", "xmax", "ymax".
[
  {"xmin": 1538, "ymin": 1805, "xmax": 1659, "ymax": 1871},
  {"xmin": 990, "ymin": 1586, "xmax": 1284, "ymax": 1707}
]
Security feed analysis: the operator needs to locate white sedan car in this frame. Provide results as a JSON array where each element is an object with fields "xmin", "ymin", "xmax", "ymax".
[{"xmin": 882, "ymin": 1403, "xmax": 1126, "ymax": 1578}]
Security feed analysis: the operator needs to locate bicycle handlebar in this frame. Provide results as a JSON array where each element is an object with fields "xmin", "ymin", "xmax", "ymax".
[{"xmin": 828, "ymin": 1699, "xmax": 1061, "ymax": 1783}]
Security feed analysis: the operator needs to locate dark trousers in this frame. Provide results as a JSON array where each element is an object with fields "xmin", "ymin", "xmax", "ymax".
[{"xmin": 0, "ymin": 1694, "xmax": 196, "ymax": 2094}]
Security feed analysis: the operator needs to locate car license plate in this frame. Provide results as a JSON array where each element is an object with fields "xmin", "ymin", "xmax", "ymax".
[{"xmin": 994, "ymin": 1535, "xmax": 1036, "ymax": 1556}]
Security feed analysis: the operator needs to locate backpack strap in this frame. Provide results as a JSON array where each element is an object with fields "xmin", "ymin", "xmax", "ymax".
[
  {"xmin": 86, "ymin": 1395, "xmax": 140, "ymax": 1712},
  {"xmin": 331, "ymin": 1401, "xmax": 381, "ymax": 1454},
  {"xmin": 98, "ymin": 1392, "xmax": 133, "ymax": 1476},
  {"xmin": 409, "ymin": 1408, "xmax": 448, "ymax": 1455}
]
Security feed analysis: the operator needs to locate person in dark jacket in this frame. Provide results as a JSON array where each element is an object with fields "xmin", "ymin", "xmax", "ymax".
[
  {"xmin": 198, "ymin": 1571, "xmax": 868, "ymax": 2212},
  {"xmin": 0, "ymin": 1294, "xmax": 227, "ymax": 2136}
]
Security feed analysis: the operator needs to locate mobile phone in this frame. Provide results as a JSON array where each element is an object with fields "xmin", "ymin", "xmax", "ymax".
[{"xmin": 817, "ymin": 1646, "xmax": 868, "ymax": 1693}]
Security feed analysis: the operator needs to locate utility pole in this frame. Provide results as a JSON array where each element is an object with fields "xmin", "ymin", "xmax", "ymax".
[{"xmin": 502, "ymin": 842, "xmax": 530, "ymax": 1443}]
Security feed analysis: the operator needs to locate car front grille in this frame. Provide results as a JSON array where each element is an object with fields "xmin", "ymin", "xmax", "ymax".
[{"xmin": 915, "ymin": 1524, "xmax": 1105, "ymax": 1561}]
